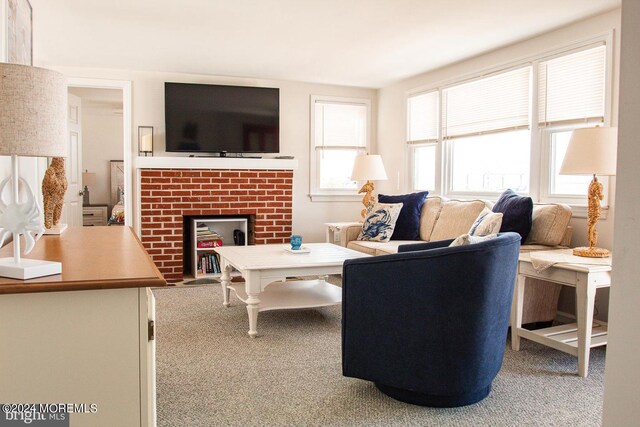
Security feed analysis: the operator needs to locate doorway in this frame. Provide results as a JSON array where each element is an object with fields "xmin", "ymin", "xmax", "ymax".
[{"xmin": 65, "ymin": 79, "xmax": 132, "ymax": 228}]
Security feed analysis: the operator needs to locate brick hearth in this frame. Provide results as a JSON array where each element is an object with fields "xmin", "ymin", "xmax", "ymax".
[{"xmin": 140, "ymin": 168, "xmax": 293, "ymax": 282}]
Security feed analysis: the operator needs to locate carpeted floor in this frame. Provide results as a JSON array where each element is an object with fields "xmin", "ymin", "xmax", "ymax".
[{"xmin": 154, "ymin": 282, "xmax": 606, "ymax": 427}]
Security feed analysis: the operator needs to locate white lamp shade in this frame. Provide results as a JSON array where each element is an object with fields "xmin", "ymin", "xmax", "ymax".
[
  {"xmin": 350, "ymin": 154, "xmax": 388, "ymax": 181},
  {"xmin": 0, "ymin": 63, "xmax": 67, "ymax": 158},
  {"xmin": 560, "ymin": 127, "xmax": 618, "ymax": 176},
  {"xmin": 82, "ymin": 172, "xmax": 97, "ymax": 186}
]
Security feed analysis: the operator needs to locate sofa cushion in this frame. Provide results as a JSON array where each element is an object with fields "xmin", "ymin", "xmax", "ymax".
[
  {"xmin": 525, "ymin": 203, "xmax": 572, "ymax": 246},
  {"xmin": 469, "ymin": 208, "xmax": 503, "ymax": 236},
  {"xmin": 429, "ymin": 199, "xmax": 487, "ymax": 241},
  {"xmin": 357, "ymin": 202, "xmax": 403, "ymax": 242},
  {"xmin": 419, "ymin": 196, "xmax": 445, "ymax": 241},
  {"xmin": 492, "ymin": 189, "xmax": 533, "ymax": 243},
  {"xmin": 347, "ymin": 240, "xmax": 418, "ymax": 256},
  {"xmin": 449, "ymin": 233, "xmax": 498, "ymax": 247},
  {"xmin": 378, "ymin": 191, "xmax": 429, "ymax": 240}
]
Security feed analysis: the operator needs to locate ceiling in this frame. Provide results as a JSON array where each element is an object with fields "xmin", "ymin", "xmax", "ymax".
[{"xmin": 31, "ymin": 0, "xmax": 620, "ymax": 88}]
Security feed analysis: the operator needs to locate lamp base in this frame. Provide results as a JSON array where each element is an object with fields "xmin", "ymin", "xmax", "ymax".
[
  {"xmin": 572, "ymin": 246, "xmax": 610, "ymax": 258},
  {"xmin": 43, "ymin": 223, "xmax": 68, "ymax": 235},
  {"xmin": 0, "ymin": 257, "xmax": 62, "ymax": 280}
]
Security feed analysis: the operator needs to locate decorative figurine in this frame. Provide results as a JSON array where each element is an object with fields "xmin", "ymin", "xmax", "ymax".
[
  {"xmin": 42, "ymin": 157, "xmax": 67, "ymax": 229},
  {"xmin": 358, "ymin": 181, "xmax": 376, "ymax": 220},
  {"xmin": 587, "ymin": 175, "xmax": 604, "ymax": 251}
]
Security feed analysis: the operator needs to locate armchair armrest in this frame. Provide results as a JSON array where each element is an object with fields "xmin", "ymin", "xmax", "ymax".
[{"xmin": 398, "ymin": 239, "xmax": 453, "ymax": 253}]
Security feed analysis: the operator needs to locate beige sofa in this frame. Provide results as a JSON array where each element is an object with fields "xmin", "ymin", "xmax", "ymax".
[{"xmin": 340, "ymin": 196, "xmax": 573, "ymax": 325}]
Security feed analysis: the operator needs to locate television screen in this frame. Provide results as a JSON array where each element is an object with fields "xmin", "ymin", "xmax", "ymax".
[{"xmin": 165, "ymin": 83, "xmax": 279, "ymax": 154}]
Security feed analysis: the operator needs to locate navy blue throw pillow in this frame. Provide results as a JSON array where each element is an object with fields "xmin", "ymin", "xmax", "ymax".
[
  {"xmin": 492, "ymin": 189, "xmax": 533, "ymax": 243},
  {"xmin": 378, "ymin": 191, "xmax": 429, "ymax": 240}
]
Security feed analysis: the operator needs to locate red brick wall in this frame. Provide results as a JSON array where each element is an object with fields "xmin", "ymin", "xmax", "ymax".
[{"xmin": 140, "ymin": 169, "xmax": 293, "ymax": 282}]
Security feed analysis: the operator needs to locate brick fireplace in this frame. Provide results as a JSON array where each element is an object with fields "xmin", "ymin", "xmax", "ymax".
[{"xmin": 140, "ymin": 168, "xmax": 293, "ymax": 282}]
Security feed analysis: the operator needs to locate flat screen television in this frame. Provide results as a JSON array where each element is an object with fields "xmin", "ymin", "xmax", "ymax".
[{"xmin": 165, "ymin": 82, "xmax": 279, "ymax": 154}]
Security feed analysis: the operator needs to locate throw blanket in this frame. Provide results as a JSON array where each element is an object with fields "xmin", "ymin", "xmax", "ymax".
[{"xmin": 530, "ymin": 249, "xmax": 611, "ymax": 273}]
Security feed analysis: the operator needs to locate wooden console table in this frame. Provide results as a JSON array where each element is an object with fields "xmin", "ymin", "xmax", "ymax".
[
  {"xmin": 511, "ymin": 250, "xmax": 611, "ymax": 377},
  {"xmin": 0, "ymin": 226, "xmax": 166, "ymax": 426}
]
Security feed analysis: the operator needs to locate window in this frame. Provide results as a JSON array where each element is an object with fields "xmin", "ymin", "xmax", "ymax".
[
  {"xmin": 548, "ymin": 129, "xmax": 592, "ymax": 195},
  {"xmin": 310, "ymin": 96, "xmax": 370, "ymax": 200},
  {"xmin": 443, "ymin": 66, "xmax": 532, "ymax": 196},
  {"xmin": 407, "ymin": 91, "xmax": 438, "ymax": 191},
  {"xmin": 408, "ymin": 39, "xmax": 610, "ymax": 210},
  {"xmin": 449, "ymin": 130, "xmax": 530, "ymax": 193},
  {"xmin": 539, "ymin": 44, "xmax": 608, "ymax": 200}
]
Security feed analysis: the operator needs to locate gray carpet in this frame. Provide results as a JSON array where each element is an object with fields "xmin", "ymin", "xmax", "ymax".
[{"xmin": 153, "ymin": 282, "xmax": 605, "ymax": 427}]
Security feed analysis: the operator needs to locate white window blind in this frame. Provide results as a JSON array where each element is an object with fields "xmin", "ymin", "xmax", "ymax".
[
  {"xmin": 407, "ymin": 91, "xmax": 439, "ymax": 143},
  {"xmin": 442, "ymin": 67, "xmax": 531, "ymax": 139},
  {"xmin": 314, "ymin": 101, "xmax": 367, "ymax": 148},
  {"xmin": 538, "ymin": 44, "xmax": 606, "ymax": 126}
]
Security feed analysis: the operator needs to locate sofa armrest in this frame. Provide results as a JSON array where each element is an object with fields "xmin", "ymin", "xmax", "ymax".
[
  {"xmin": 560, "ymin": 225, "xmax": 573, "ymax": 247},
  {"xmin": 398, "ymin": 239, "xmax": 453, "ymax": 253},
  {"xmin": 339, "ymin": 223, "xmax": 363, "ymax": 247}
]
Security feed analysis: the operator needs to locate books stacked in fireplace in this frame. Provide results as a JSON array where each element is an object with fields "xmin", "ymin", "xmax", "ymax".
[
  {"xmin": 198, "ymin": 252, "xmax": 221, "ymax": 275},
  {"xmin": 196, "ymin": 223, "xmax": 223, "ymax": 249}
]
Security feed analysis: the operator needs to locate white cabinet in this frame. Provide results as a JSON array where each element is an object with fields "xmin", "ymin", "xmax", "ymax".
[
  {"xmin": 0, "ymin": 287, "xmax": 156, "ymax": 426},
  {"xmin": 191, "ymin": 217, "xmax": 248, "ymax": 278},
  {"xmin": 83, "ymin": 205, "xmax": 108, "ymax": 226}
]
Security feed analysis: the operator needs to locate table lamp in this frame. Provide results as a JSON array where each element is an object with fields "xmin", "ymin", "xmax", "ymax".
[
  {"xmin": 350, "ymin": 154, "xmax": 388, "ymax": 219},
  {"xmin": 0, "ymin": 63, "xmax": 67, "ymax": 279},
  {"xmin": 560, "ymin": 126, "xmax": 617, "ymax": 258},
  {"xmin": 82, "ymin": 170, "xmax": 97, "ymax": 205}
]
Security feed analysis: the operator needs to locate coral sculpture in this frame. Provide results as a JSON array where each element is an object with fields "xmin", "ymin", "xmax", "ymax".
[
  {"xmin": 42, "ymin": 157, "xmax": 67, "ymax": 229},
  {"xmin": 587, "ymin": 175, "xmax": 604, "ymax": 249},
  {"xmin": 358, "ymin": 180, "xmax": 376, "ymax": 219}
]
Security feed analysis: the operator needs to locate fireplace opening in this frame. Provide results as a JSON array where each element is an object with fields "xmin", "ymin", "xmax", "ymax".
[{"xmin": 183, "ymin": 214, "xmax": 255, "ymax": 278}]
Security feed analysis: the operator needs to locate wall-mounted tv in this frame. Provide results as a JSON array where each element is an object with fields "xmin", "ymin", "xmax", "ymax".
[{"xmin": 165, "ymin": 82, "xmax": 279, "ymax": 154}]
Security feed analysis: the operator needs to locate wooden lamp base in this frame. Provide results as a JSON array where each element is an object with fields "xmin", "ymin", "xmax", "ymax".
[{"xmin": 573, "ymin": 246, "xmax": 610, "ymax": 258}]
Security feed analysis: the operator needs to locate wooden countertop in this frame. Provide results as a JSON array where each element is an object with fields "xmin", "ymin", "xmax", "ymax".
[{"xmin": 0, "ymin": 226, "xmax": 166, "ymax": 294}]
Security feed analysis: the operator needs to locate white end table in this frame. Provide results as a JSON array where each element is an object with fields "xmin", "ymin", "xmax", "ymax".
[
  {"xmin": 511, "ymin": 250, "xmax": 612, "ymax": 377},
  {"xmin": 215, "ymin": 243, "xmax": 369, "ymax": 337},
  {"xmin": 324, "ymin": 222, "xmax": 361, "ymax": 246}
]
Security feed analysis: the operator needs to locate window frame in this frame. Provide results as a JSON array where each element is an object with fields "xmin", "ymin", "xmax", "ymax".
[
  {"xmin": 309, "ymin": 95, "xmax": 371, "ymax": 202},
  {"xmin": 406, "ymin": 89, "xmax": 441, "ymax": 193},
  {"xmin": 407, "ymin": 33, "xmax": 613, "ymax": 215}
]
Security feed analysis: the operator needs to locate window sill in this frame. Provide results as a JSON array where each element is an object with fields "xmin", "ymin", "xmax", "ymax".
[
  {"xmin": 309, "ymin": 193, "xmax": 361, "ymax": 203},
  {"xmin": 569, "ymin": 205, "xmax": 609, "ymax": 220}
]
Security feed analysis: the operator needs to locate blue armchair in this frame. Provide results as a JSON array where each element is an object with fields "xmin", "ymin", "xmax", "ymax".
[{"xmin": 342, "ymin": 232, "xmax": 521, "ymax": 407}]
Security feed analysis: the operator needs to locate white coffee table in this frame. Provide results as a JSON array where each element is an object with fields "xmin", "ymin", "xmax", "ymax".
[{"xmin": 215, "ymin": 243, "xmax": 369, "ymax": 337}]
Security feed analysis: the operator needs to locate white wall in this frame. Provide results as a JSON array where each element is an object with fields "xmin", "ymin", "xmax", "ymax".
[
  {"xmin": 42, "ymin": 67, "xmax": 378, "ymax": 242},
  {"xmin": 603, "ymin": 1, "xmax": 640, "ymax": 425},
  {"xmin": 81, "ymin": 105, "xmax": 124, "ymax": 209},
  {"xmin": 376, "ymin": 9, "xmax": 621, "ymax": 320}
]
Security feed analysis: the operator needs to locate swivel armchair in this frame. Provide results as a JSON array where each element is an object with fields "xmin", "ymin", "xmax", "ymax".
[{"xmin": 342, "ymin": 232, "xmax": 520, "ymax": 407}]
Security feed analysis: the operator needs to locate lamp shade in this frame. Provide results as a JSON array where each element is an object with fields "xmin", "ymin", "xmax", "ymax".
[
  {"xmin": 82, "ymin": 172, "xmax": 97, "ymax": 186},
  {"xmin": 560, "ymin": 127, "xmax": 618, "ymax": 176},
  {"xmin": 0, "ymin": 63, "xmax": 67, "ymax": 158},
  {"xmin": 351, "ymin": 154, "xmax": 388, "ymax": 181}
]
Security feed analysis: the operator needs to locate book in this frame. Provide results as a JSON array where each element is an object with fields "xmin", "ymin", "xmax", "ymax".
[{"xmin": 198, "ymin": 240, "xmax": 223, "ymax": 249}]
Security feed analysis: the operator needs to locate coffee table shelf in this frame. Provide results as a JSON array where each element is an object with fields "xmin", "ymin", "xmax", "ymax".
[{"xmin": 227, "ymin": 279, "xmax": 342, "ymax": 312}]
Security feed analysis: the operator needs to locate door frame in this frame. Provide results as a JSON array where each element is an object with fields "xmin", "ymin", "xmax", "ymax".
[{"xmin": 66, "ymin": 78, "xmax": 133, "ymax": 228}]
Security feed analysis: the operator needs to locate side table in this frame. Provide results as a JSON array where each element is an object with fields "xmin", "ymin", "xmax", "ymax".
[
  {"xmin": 511, "ymin": 250, "xmax": 612, "ymax": 377},
  {"xmin": 324, "ymin": 222, "xmax": 361, "ymax": 246}
]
